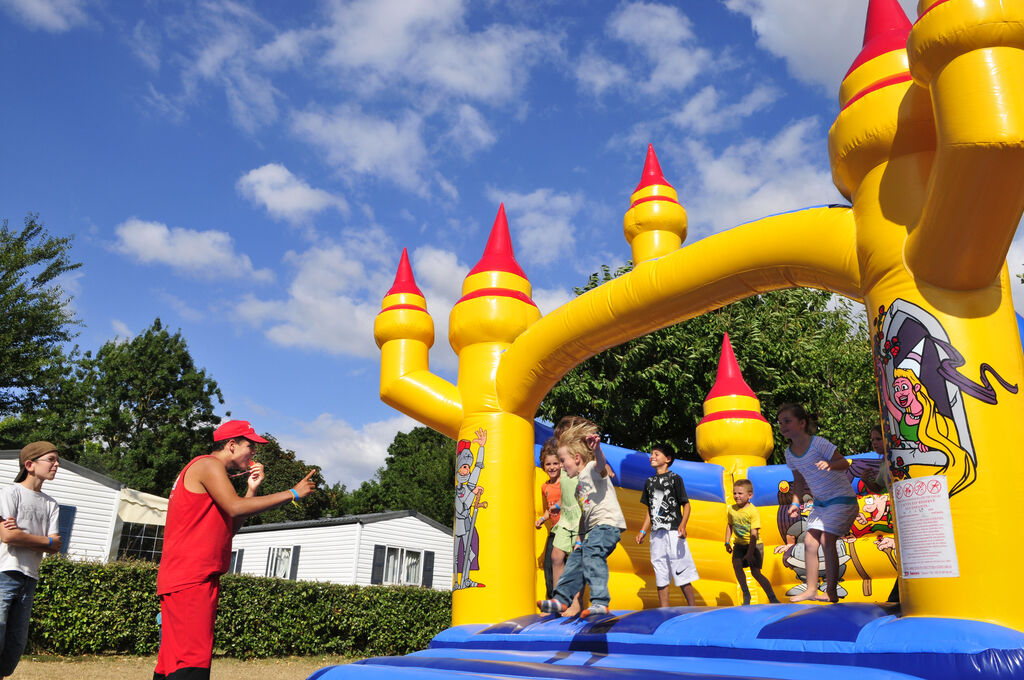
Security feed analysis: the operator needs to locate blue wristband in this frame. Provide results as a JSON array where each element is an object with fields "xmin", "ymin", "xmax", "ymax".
[
  {"xmin": 48, "ymin": 536, "xmax": 52, "ymax": 547},
  {"xmin": 290, "ymin": 489, "xmax": 300, "ymax": 501}
]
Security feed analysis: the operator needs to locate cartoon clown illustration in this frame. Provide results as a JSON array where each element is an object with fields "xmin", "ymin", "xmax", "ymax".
[{"xmin": 453, "ymin": 428, "xmax": 486, "ymax": 589}]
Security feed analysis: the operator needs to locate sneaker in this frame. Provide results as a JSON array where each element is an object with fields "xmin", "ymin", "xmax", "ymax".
[
  {"xmin": 537, "ymin": 599, "xmax": 567, "ymax": 614},
  {"xmin": 581, "ymin": 604, "xmax": 609, "ymax": 617}
]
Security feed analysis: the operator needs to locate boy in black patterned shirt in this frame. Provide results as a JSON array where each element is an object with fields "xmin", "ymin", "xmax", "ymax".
[{"xmin": 635, "ymin": 443, "xmax": 698, "ymax": 606}]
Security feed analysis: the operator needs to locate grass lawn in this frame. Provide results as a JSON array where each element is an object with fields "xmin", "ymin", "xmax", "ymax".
[{"xmin": 14, "ymin": 654, "xmax": 355, "ymax": 679}]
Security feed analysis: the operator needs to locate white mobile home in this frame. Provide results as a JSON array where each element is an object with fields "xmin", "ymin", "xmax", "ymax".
[
  {"xmin": 230, "ymin": 510, "xmax": 453, "ymax": 590},
  {"xmin": 0, "ymin": 451, "xmax": 122, "ymax": 561}
]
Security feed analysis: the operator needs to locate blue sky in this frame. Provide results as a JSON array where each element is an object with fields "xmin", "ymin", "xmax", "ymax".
[{"xmin": 6, "ymin": 0, "xmax": 1018, "ymax": 489}]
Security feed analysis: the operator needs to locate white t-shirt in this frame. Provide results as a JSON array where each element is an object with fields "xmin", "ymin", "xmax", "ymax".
[
  {"xmin": 576, "ymin": 460, "xmax": 626, "ymax": 533},
  {"xmin": 0, "ymin": 484, "xmax": 60, "ymax": 579}
]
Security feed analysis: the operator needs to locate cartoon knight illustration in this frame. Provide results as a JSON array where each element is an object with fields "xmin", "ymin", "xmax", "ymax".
[{"xmin": 454, "ymin": 428, "xmax": 486, "ymax": 589}]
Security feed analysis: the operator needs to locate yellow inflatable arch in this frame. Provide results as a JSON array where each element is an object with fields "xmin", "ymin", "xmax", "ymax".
[{"xmin": 373, "ymin": 0, "xmax": 1024, "ymax": 631}]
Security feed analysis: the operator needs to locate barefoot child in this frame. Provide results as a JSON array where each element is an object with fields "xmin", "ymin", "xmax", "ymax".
[
  {"xmin": 635, "ymin": 443, "xmax": 698, "ymax": 606},
  {"xmin": 777, "ymin": 403, "xmax": 856, "ymax": 603},
  {"xmin": 535, "ymin": 439, "xmax": 582, "ymax": 613},
  {"xmin": 725, "ymin": 479, "xmax": 779, "ymax": 604},
  {"xmin": 538, "ymin": 418, "xmax": 626, "ymax": 617}
]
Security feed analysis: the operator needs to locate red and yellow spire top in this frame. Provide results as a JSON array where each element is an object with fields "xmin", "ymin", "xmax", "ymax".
[
  {"xmin": 386, "ymin": 248, "xmax": 424, "ymax": 298},
  {"xmin": 839, "ymin": 0, "xmax": 912, "ymax": 109},
  {"xmin": 695, "ymin": 333, "xmax": 773, "ymax": 469},
  {"xmin": 705, "ymin": 332, "xmax": 757, "ymax": 401},
  {"xmin": 467, "ymin": 203, "xmax": 527, "ymax": 280},
  {"xmin": 634, "ymin": 143, "xmax": 670, "ymax": 193},
  {"xmin": 623, "ymin": 144, "xmax": 687, "ymax": 263}
]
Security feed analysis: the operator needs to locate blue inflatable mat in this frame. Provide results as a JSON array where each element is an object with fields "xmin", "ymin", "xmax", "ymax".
[{"xmin": 308, "ymin": 604, "xmax": 1024, "ymax": 680}]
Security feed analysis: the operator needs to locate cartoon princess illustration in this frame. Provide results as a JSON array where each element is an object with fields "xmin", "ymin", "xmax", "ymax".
[{"xmin": 879, "ymin": 340, "xmax": 974, "ymax": 495}]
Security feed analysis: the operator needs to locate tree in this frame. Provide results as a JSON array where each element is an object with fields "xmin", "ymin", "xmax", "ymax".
[
  {"xmin": 65, "ymin": 318, "xmax": 223, "ymax": 495},
  {"xmin": 348, "ymin": 427, "xmax": 455, "ymax": 526},
  {"xmin": 233, "ymin": 435, "xmax": 341, "ymax": 525},
  {"xmin": 538, "ymin": 265, "xmax": 879, "ymax": 463},
  {"xmin": 0, "ymin": 214, "xmax": 81, "ymax": 416}
]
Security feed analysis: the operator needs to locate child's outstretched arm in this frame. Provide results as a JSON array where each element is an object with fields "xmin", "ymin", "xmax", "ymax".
[
  {"xmin": 724, "ymin": 519, "xmax": 733, "ymax": 553},
  {"xmin": 586, "ymin": 434, "xmax": 608, "ymax": 476}
]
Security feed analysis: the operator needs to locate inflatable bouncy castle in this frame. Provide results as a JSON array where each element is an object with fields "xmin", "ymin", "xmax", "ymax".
[{"xmin": 314, "ymin": 1, "xmax": 1024, "ymax": 678}]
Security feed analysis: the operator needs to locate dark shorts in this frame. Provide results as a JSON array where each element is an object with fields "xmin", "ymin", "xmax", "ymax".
[{"xmin": 732, "ymin": 543, "xmax": 764, "ymax": 569}]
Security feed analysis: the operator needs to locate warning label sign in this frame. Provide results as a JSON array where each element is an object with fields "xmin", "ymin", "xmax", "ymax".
[{"xmin": 892, "ymin": 474, "xmax": 959, "ymax": 579}]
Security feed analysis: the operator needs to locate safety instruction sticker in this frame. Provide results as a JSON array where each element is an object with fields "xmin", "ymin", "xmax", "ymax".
[{"xmin": 892, "ymin": 474, "xmax": 959, "ymax": 579}]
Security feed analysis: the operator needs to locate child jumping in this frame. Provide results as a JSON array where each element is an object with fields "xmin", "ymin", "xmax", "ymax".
[
  {"xmin": 725, "ymin": 479, "xmax": 779, "ymax": 604},
  {"xmin": 777, "ymin": 403, "xmax": 856, "ymax": 603},
  {"xmin": 535, "ymin": 439, "xmax": 582, "ymax": 613},
  {"xmin": 538, "ymin": 417, "xmax": 625, "ymax": 617},
  {"xmin": 635, "ymin": 443, "xmax": 698, "ymax": 606}
]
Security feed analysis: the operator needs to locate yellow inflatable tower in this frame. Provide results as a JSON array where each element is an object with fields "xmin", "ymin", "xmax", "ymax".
[{"xmin": 377, "ymin": 0, "xmax": 1024, "ymax": 630}]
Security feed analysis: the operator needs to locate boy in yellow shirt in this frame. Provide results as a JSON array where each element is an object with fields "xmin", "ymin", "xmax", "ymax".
[{"xmin": 725, "ymin": 479, "xmax": 779, "ymax": 604}]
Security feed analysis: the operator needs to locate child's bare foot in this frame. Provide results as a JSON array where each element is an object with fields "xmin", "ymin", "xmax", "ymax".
[
  {"xmin": 789, "ymin": 589, "xmax": 820, "ymax": 603},
  {"xmin": 814, "ymin": 592, "xmax": 831, "ymax": 602}
]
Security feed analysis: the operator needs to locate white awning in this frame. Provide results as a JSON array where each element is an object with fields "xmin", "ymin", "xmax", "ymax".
[{"xmin": 117, "ymin": 487, "xmax": 168, "ymax": 525}]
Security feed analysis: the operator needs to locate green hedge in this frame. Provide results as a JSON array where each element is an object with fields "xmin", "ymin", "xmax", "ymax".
[{"xmin": 29, "ymin": 558, "xmax": 452, "ymax": 658}]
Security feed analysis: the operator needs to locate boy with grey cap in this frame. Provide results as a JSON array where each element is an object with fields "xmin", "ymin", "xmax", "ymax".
[{"xmin": 0, "ymin": 441, "xmax": 62, "ymax": 677}]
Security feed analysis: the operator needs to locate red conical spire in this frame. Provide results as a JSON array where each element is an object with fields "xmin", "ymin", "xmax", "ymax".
[
  {"xmin": 633, "ymin": 144, "xmax": 674, "ymax": 193},
  {"xmin": 467, "ymin": 204, "xmax": 527, "ymax": 279},
  {"xmin": 385, "ymin": 248, "xmax": 424, "ymax": 297},
  {"xmin": 845, "ymin": 0, "xmax": 912, "ymax": 77},
  {"xmin": 705, "ymin": 333, "xmax": 757, "ymax": 400}
]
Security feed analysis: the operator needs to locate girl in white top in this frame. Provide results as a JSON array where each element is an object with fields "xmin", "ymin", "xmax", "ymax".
[{"xmin": 778, "ymin": 403, "xmax": 856, "ymax": 603}]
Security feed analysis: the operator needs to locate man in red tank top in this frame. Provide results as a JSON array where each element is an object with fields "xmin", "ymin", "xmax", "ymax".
[{"xmin": 154, "ymin": 420, "xmax": 317, "ymax": 680}]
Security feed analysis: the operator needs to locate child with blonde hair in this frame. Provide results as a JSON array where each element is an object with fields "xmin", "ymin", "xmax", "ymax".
[
  {"xmin": 535, "ymin": 439, "xmax": 582, "ymax": 613},
  {"xmin": 537, "ymin": 418, "xmax": 625, "ymax": 617}
]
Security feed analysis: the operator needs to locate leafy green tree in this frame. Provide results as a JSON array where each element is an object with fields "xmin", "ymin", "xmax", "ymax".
[
  {"xmin": 66, "ymin": 318, "xmax": 223, "ymax": 495},
  {"xmin": 539, "ymin": 265, "xmax": 879, "ymax": 463},
  {"xmin": 0, "ymin": 214, "xmax": 81, "ymax": 416},
  {"xmin": 235, "ymin": 435, "xmax": 340, "ymax": 525},
  {"xmin": 348, "ymin": 427, "xmax": 454, "ymax": 526}
]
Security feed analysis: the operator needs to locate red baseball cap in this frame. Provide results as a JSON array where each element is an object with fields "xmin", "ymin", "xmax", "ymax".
[{"xmin": 213, "ymin": 420, "xmax": 269, "ymax": 443}]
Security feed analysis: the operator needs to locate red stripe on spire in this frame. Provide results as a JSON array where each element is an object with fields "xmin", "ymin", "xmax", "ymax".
[
  {"xmin": 385, "ymin": 248, "xmax": 424, "ymax": 297},
  {"xmin": 705, "ymin": 333, "xmax": 757, "ymax": 400},
  {"xmin": 845, "ymin": 0, "xmax": 912, "ymax": 78},
  {"xmin": 633, "ymin": 144, "xmax": 675, "ymax": 193},
  {"xmin": 467, "ymin": 204, "xmax": 528, "ymax": 279}
]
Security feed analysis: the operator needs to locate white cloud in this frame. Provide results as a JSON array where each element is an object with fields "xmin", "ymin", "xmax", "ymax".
[
  {"xmin": 575, "ymin": 48, "xmax": 629, "ymax": 98},
  {"xmin": 670, "ymin": 84, "xmax": 779, "ymax": 135},
  {"xmin": 278, "ymin": 412, "xmax": 418, "ymax": 488},
  {"xmin": 291, "ymin": 105, "xmax": 430, "ymax": 195},
  {"xmin": 145, "ymin": 1, "xmax": 282, "ymax": 133},
  {"xmin": 0, "ymin": 0, "xmax": 88, "ymax": 32},
  {"xmin": 233, "ymin": 237, "xmax": 471, "ymax": 370},
  {"xmin": 236, "ymin": 163, "xmax": 348, "ymax": 225},
  {"xmin": 232, "ymin": 231, "xmax": 395, "ymax": 358},
  {"xmin": 113, "ymin": 218, "xmax": 274, "ymax": 282},
  {"xmin": 486, "ymin": 188, "xmax": 582, "ymax": 268},
  {"xmin": 157, "ymin": 291, "xmax": 204, "ymax": 321},
  {"xmin": 681, "ymin": 117, "xmax": 844, "ymax": 236},
  {"xmin": 723, "ymin": 0, "xmax": 919, "ymax": 95},
  {"xmin": 606, "ymin": 2, "xmax": 711, "ymax": 95},
  {"xmin": 319, "ymin": 0, "xmax": 554, "ymax": 101},
  {"xmin": 111, "ymin": 319, "xmax": 132, "ymax": 340},
  {"xmin": 128, "ymin": 20, "xmax": 161, "ymax": 71},
  {"xmin": 444, "ymin": 104, "xmax": 496, "ymax": 158}
]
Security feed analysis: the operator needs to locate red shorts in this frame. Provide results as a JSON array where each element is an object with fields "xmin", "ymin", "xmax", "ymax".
[{"xmin": 154, "ymin": 579, "xmax": 219, "ymax": 680}]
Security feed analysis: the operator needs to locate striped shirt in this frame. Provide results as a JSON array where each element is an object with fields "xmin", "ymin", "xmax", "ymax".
[{"xmin": 784, "ymin": 436, "xmax": 856, "ymax": 506}]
